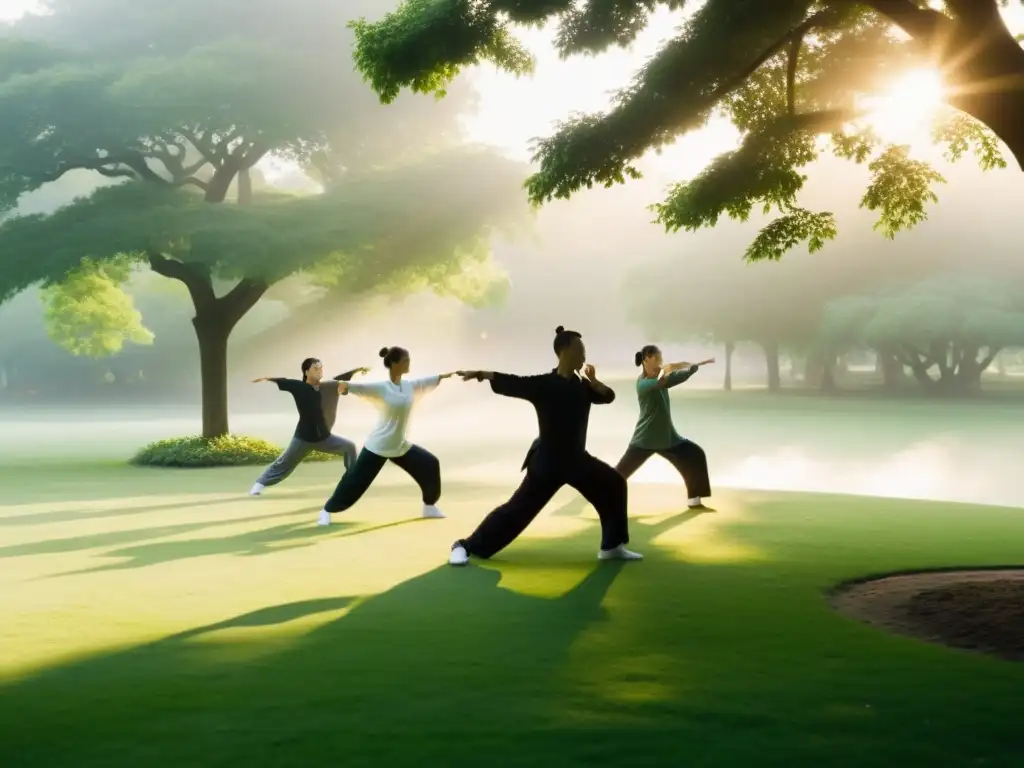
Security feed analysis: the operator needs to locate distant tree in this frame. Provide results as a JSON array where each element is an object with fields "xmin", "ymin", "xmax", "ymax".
[
  {"xmin": 350, "ymin": 0, "xmax": 1019, "ymax": 261},
  {"xmin": 623, "ymin": 251, "xmax": 820, "ymax": 391},
  {"xmin": 817, "ymin": 274, "xmax": 1024, "ymax": 394},
  {"xmin": 0, "ymin": 0, "xmax": 525, "ymax": 437}
]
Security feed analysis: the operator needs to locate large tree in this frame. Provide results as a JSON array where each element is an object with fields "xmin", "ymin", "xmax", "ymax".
[
  {"xmin": 0, "ymin": 0, "xmax": 526, "ymax": 437},
  {"xmin": 349, "ymin": 0, "xmax": 1021, "ymax": 261},
  {"xmin": 817, "ymin": 274, "xmax": 1024, "ymax": 393}
]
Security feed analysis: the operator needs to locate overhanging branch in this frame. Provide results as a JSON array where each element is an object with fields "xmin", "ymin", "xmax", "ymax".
[
  {"xmin": 857, "ymin": 0, "xmax": 950, "ymax": 43},
  {"xmin": 711, "ymin": 10, "xmax": 835, "ymax": 109},
  {"xmin": 147, "ymin": 250, "xmax": 217, "ymax": 313},
  {"xmin": 786, "ymin": 34, "xmax": 802, "ymax": 116}
]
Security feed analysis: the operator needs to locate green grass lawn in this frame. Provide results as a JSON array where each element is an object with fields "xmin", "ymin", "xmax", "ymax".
[{"xmin": 1, "ymin": 461, "xmax": 1023, "ymax": 767}]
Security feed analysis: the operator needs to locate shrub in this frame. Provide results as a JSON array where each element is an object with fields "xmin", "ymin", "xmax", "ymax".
[{"xmin": 129, "ymin": 435, "xmax": 345, "ymax": 468}]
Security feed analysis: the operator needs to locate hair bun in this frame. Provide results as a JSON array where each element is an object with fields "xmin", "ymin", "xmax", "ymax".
[
  {"xmin": 555, "ymin": 325, "xmax": 564, "ymax": 334},
  {"xmin": 634, "ymin": 351, "xmax": 643, "ymax": 367},
  {"xmin": 378, "ymin": 347, "xmax": 389, "ymax": 358}
]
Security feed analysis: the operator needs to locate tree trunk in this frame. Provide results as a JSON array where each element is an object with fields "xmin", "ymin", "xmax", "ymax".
[
  {"xmin": 820, "ymin": 354, "xmax": 837, "ymax": 392},
  {"xmin": 761, "ymin": 340, "xmax": 781, "ymax": 392},
  {"xmin": 147, "ymin": 252, "xmax": 269, "ymax": 439},
  {"xmin": 875, "ymin": 347, "xmax": 905, "ymax": 390},
  {"xmin": 723, "ymin": 340, "xmax": 734, "ymax": 391},
  {"xmin": 194, "ymin": 314, "xmax": 231, "ymax": 438},
  {"xmin": 928, "ymin": 6, "xmax": 1024, "ymax": 170},
  {"xmin": 952, "ymin": 345, "xmax": 1000, "ymax": 395}
]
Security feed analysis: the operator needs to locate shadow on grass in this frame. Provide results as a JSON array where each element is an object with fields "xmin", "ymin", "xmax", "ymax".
[
  {"xmin": 0, "ymin": 513, "xmax": 701, "ymax": 767},
  {"xmin": 51, "ymin": 516, "xmax": 432, "ymax": 577},
  {"xmin": 0, "ymin": 507, "xmax": 330, "ymax": 560},
  {"xmin": 0, "ymin": 478, "xmax": 496, "ymax": 528}
]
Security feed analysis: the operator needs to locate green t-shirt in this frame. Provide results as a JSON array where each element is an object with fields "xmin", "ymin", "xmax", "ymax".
[{"xmin": 628, "ymin": 368, "xmax": 696, "ymax": 450}]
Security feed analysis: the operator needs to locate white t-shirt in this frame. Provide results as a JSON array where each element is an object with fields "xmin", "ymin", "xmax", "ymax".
[{"xmin": 346, "ymin": 375, "xmax": 441, "ymax": 457}]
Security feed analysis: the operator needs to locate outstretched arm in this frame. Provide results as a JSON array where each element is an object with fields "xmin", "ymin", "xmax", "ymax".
[
  {"xmin": 337, "ymin": 380, "xmax": 387, "ymax": 399},
  {"xmin": 333, "ymin": 366, "xmax": 371, "ymax": 382},
  {"xmin": 655, "ymin": 358, "xmax": 715, "ymax": 390},
  {"xmin": 458, "ymin": 370, "xmax": 544, "ymax": 401},
  {"xmin": 582, "ymin": 365, "xmax": 615, "ymax": 404},
  {"xmin": 410, "ymin": 372, "xmax": 456, "ymax": 395},
  {"xmin": 253, "ymin": 377, "xmax": 302, "ymax": 393}
]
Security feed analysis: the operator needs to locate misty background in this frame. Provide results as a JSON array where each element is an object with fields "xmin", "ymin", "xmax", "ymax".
[{"xmin": 2, "ymin": 0, "xmax": 1023, "ymax": 509}]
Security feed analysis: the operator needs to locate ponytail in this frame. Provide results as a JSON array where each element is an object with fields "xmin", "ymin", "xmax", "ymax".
[{"xmin": 637, "ymin": 344, "xmax": 660, "ymax": 367}]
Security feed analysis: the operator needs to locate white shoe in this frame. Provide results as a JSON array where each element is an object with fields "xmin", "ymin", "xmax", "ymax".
[
  {"xmin": 449, "ymin": 543, "xmax": 469, "ymax": 566},
  {"xmin": 317, "ymin": 510, "xmax": 331, "ymax": 527},
  {"xmin": 422, "ymin": 504, "xmax": 445, "ymax": 519},
  {"xmin": 688, "ymin": 497, "xmax": 702, "ymax": 507},
  {"xmin": 598, "ymin": 544, "xmax": 644, "ymax": 561},
  {"xmin": 249, "ymin": 482, "xmax": 265, "ymax": 496}
]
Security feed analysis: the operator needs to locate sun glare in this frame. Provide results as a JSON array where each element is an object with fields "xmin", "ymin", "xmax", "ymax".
[{"xmin": 861, "ymin": 68, "xmax": 946, "ymax": 145}]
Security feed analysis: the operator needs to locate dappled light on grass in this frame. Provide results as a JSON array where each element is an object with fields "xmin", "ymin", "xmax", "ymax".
[
  {"xmin": 483, "ymin": 563, "xmax": 600, "ymax": 600},
  {"xmin": 639, "ymin": 506, "xmax": 768, "ymax": 566},
  {"xmin": 1, "ymin": 468, "xmax": 1024, "ymax": 764}
]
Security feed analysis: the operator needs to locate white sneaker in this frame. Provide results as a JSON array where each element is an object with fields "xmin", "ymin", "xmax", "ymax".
[
  {"xmin": 317, "ymin": 510, "xmax": 331, "ymax": 527},
  {"xmin": 598, "ymin": 544, "xmax": 644, "ymax": 561},
  {"xmin": 688, "ymin": 497, "xmax": 701, "ymax": 507},
  {"xmin": 449, "ymin": 543, "xmax": 469, "ymax": 566},
  {"xmin": 422, "ymin": 504, "xmax": 445, "ymax": 519},
  {"xmin": 249, "ymin": 482, "xmax": 265, "ymax": 496}
]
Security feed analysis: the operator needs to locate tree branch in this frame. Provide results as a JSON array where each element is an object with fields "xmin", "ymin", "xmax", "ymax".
[
  {"xmin": 712, "ymin": 10, "xmax": 835, "ymax": 109},
  {"xmin": 978, "ymin": 345, "xmax": 1001, "ymax": 371},
  {"xmin": 857, "ymin": 0, "xmax": 950, "ymax": 43},
  {"xmin": 179, "ymin": 177, "xmax": 210, "ymax": 191},
  {"xmin": 146, "ymin": 251, "xmax": 217, "ymax": 313},
  {"xmin": 786, "ymin": 33, "xmax": 802, "ymax": 116},
  {"xmin": 943, "ymin": 0, "xmax": 1003, "ymax": 30},
  {"xmin": 220, "ymin": 277, "xmax": 269, "ymax": 326},
  {"xmin": 180, "ymin": 127, "xmax": 221, "ymax": 165}
]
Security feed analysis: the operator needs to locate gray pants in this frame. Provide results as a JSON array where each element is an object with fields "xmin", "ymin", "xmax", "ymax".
[{"xmin": 256, "ymin": 434, "xmax": 357, "ymax": 487}]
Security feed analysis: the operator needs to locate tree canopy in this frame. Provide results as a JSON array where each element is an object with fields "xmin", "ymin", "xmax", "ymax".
[
  {"xmin": 351, "ymin": 0, "xmax": 1023, "ymax": 261},
  {"xmin": 0, "ymin": 0, "xmax": 527, "ymax": 437},
  {"xmin": 818, "ymin": 273, "xmax": 1024, "ymax": 392}
]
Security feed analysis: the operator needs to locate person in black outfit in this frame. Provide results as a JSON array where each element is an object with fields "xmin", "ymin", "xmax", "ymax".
[
  {"xmin": 448, "ymin": 326, "xmax": 641, "ymax": 566},
  {"xmin": 249, "ymin": 357, "xmax": 369, "ymax": 496}
]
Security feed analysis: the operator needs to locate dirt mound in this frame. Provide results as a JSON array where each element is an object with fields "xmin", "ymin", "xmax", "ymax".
[{"xmin": 830, "ymin": 569, "xmax": 1024, "ymax": 661}]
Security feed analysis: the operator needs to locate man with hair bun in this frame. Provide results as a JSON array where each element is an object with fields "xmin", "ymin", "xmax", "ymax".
[{"xmin": 449, "ymin": 326, "xmax": 641, "ymax": 566}]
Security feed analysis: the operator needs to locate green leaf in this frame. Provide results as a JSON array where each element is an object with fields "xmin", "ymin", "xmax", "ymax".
[
  {"xmin": 860, "ymin": 145, "xmax": 945, "ymax": 239},
  {"xmin": 40, "ymin": 256, "xmax": 154, "ymax": 358},
  {"xmin": 745, "ymin": 208, "xmax": 837, "ymax": 262}
]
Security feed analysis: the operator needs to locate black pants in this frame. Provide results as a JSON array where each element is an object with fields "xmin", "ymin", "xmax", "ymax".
[
  {"xmin": 614, "ymin": 439, "xmax": 711, "ymax": 498},
  {"xmin": 462, "ymin": 452, "xmax": 629, "ymax": 559},
  {"xmin": 323, "ymin": 445, "xmax": 441, "ymax": 513}
]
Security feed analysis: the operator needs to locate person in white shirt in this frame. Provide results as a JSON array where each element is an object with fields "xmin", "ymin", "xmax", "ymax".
[{"xmin": 315, "ymin": 345, "xmax": 455, "ymax": 526}]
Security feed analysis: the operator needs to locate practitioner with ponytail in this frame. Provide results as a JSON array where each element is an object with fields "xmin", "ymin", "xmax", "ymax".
[
  {"xmin": 448, "ymin": 326, "xmax": 639, "ymax": 566},
  {"xmin": 315, "ymin": 346, "xmax": 456, "ymax": 526},
  {"xmin": 615, "ymin": 344, "xmax": 715, "ymax": 509}
]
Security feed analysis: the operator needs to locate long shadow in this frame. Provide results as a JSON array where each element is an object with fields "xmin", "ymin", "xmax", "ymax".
[
  {"xmin": 0, "ymin": 478, "xmax": 504, "ymax": 528},
  {"xmin": 51, "ymin": 516, "xmax": 431, "ymax": 577},
  {"xmin": 0, "ymin": 518, "xmax": 647, "ymax": 767},
  {"xmin": 0, "ymin": 491, "xmax": 325, "ymax": 528},
  {"xmin": 166, "ymin": 597, "xmax": 361, "ymax": 643},
  {"xmin": 0, "ymin": 506, "xmax": 325, "ymax": 560},
  {"xmin": 2, "ymin": 500, "xmax": 1023, "ymax": 765}
]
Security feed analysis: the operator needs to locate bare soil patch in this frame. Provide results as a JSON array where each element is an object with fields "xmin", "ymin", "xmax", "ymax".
[{"xmin": 831, "ymin": 569, "xmax": 1024, "ymax": 661}]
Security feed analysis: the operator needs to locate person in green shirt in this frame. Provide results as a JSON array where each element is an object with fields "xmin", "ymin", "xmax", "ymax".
[{"xmin": 615, "ymin": 344, "xmax": 715, "ymax": 509}]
